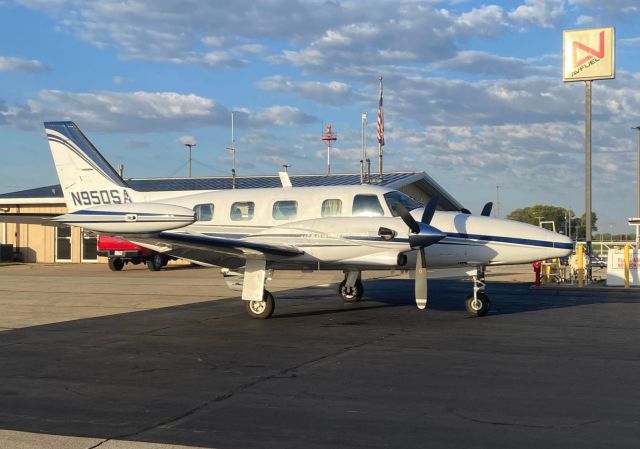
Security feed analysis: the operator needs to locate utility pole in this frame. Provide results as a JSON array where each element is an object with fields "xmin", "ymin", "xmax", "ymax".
[{"xmin": 184, "ymin": 143, "xmax": 196, "ymax": 177}]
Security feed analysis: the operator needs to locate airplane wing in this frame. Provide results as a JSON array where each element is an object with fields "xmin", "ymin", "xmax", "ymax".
[
  {"xmin": 120, "ymin": 231, "xmax": 305, "ymax": 267},
  {"xmin": 0, "ymin": 213, "xmax": 60, "ymax": 226}
]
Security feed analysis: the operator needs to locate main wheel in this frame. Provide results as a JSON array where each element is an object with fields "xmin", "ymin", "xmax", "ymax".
[
  {"xmin": 465, "ymin": 292, "xmax": 491, "ymax": 317},
  {"xmin": 245, "ymin": 290, "xmax": 275, "ymax": 319},
  {"xmin": 146, "ymin": 252, "xmax": 164, "ymax": 271},
  {"xmin": 339, "ymin": 278, "xmax": 364, "ymax": 303},
  {"xmin": 108, "ymin": 257, "xmax": 124, "ymax": 271}
]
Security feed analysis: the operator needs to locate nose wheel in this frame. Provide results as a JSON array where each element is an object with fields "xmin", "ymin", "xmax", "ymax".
[{"xmin": 465, "ymin": 292, "xmax": 490, "ymax": 316}]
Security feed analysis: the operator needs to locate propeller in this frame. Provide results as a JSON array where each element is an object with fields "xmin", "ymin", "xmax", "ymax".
[{"xmin": 393, "ymin": 196, "xmax": 446, "ymax": 310}]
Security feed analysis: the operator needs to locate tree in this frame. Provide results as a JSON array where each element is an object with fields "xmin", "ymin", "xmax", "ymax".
[
  {"xmin": 506, "ymin": 205, "xmax": 597, "ymax": 238},
  {"xmin": 574, "ymin": 212, "xmax": 598, "ymax": 239}
]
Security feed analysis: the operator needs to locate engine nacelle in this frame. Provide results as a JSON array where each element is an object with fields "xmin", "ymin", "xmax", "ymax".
[{"xmin": 54, "ymin": 202, "xmax": 195, "ymax": 233}]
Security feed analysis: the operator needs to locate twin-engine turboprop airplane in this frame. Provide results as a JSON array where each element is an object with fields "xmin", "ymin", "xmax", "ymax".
[{"xmin": 40, "ymin": 121, "xmax": 572, "ymax": 319}]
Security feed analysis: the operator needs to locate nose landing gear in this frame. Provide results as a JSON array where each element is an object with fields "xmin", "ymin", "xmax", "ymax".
[{"xmin": 465, "ymin": 266, "xmax": 491, "ymax": 316}]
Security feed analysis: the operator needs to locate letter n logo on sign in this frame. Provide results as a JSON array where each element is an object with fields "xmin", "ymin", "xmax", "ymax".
[{"xmin": 563, "ymin": 27, "xmax": 615, "ymax": 82}]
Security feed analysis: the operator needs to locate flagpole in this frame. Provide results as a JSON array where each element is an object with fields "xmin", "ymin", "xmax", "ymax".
[{"xmin": 377, "ymin": 76, "xmax": 384, "ymax": 177}]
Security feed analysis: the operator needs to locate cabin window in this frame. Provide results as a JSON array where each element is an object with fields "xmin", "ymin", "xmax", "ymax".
[
  {"xmin": 383, "ymin": 191, "xmax": 423, "ymax": 217},
  {"xmin": 193, "ymin": 203, "xmax": 214, "ymax": 221},
  {"xmin": 230, "ymin": 201, "xmax": 255, "ymax": 221},
  {"xmin": 321, "ymin": 199, "xmax": 342, "ymax": 217},
  {"xmin": 272, "ymin": 200, "xmax": 298, "ymax": 220},
  {"xmin": 352, "ymin": 194, "xmax": 384, "ymax": 217}
]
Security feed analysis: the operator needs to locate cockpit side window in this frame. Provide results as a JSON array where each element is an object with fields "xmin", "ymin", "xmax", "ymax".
[
  {"xmin": 384, "ymin": 191, "xmax": 423, "ymax": 217},
  {"xmin": 193, "ymin": 203, "xmax": 214, "ymax": 221},
  {"xmin": 352, "ymin": 194, "xmax": 384, "ymax": 217}
]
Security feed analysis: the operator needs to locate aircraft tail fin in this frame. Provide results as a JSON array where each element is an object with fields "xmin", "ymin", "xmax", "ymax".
[{"xmin": 44, "ymin": 121, "xmax": 139, "ymax": 212}]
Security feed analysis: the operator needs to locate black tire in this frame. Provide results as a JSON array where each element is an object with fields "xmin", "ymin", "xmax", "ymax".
[
  {"xmin": 465, "ymin": 292, "xmax": 491, "ymax": 317},
  {"xmin": 339, "ymin": 278, "xmax": 364, "ymax": 303},
  {"xmin": 146, "ymin": 252, "xmax": 164, "ymax": 271},
  {"xmin": 108, "ymin": 257, "xmax": 124, "ymax": 271},
  {"xmin": 245, "ymin": 290, "xmax": 275, "ymax": 319}
]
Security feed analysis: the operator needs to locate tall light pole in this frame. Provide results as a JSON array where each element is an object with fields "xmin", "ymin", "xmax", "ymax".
[
  {"xmin": 495, "ymin": 185, "xmax": 501, "ymax": 218},
  {"xmin": 282, "ymin": 164, "xmax": 290, "ymax": 173},
  {"xmin": 633, "ymin": 126, "xmax": 640, "ymax": 220},
  {"xmin": 184, "ymin": 143, "xmax": 196, "ymax": 177}
]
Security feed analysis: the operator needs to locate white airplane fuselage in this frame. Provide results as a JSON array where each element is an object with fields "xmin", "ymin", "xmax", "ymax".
[{"xmin": 59, "ymin": 184, "xmax": 572, "ymax": 271}]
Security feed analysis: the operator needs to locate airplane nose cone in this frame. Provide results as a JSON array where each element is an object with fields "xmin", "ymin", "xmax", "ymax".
[{"xmin": 555, "ymin": 233, "xmax": 574, "ymax": 257}]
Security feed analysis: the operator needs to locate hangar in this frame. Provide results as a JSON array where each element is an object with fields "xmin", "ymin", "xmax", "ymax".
[{"xmin": 0, "ymin": 172, "xmax": 463, "ymax": 264}]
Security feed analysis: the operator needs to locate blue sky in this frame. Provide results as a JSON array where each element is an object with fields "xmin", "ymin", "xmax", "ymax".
[{"xmin": 1, "ymin": 0, "xmax": 640, "ymax": 232}]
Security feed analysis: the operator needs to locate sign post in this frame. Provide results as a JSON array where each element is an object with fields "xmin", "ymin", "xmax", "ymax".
[{"xmin": 563, "ymin": 27, "xmax": 615, "ymax": 283}]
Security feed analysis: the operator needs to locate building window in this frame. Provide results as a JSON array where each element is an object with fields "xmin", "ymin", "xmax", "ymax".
[
  {"xmin": 321, "ymin": 199, "xmax": 342, "ymax": 217},
  {"xmin": 352, "ymin": 194, "xmax": 384, "ymax": 217},
  {"xmin": 272, "ymin": 200, "xmax": 298, "ymax": 220},
  {"xmin": 194, "ymin": 203, "xmax": 214, "ymax": 221},
  {"xmin": 230, "ymin": 201, "xmax": 255, "ymax": 221}
]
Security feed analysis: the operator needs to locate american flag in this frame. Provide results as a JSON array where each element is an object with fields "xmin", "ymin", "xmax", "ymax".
[{"xmin": 377, "ymin": 81, "xmax": 384, "ymax": 146}]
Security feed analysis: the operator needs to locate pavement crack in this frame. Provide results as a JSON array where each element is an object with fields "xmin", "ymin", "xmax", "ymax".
[{"xmin": 93, "ymin": 331, "xmax": 396, "ymax": 443}]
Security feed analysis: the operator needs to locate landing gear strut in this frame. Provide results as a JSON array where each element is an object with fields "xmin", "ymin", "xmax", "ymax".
[
  {"xmin": 245, "ymin": 290, "xmax": 275, "ymax": 319},
  {"xmin": 339, "ymin": 271, "xmax": 363, "ymax": 303},
  {"xmin": 465, "ymin": 266, "xmax": 491, "ymax": 317}
]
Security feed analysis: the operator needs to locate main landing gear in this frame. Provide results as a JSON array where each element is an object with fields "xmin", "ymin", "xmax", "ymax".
[
  {"xmin": 245, "ymin": 290, "xmax": 275, "ymax": 319},
  {"xmin": 339, "ymin": 271, "xmax": 363, "ymax": 303},
  {"xmin": 465, "ymin": 266, "xmax": 491, "ymax": 317}
]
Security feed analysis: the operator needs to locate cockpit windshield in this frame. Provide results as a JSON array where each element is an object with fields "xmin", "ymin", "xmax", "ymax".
[{"xmin": 384, "ymin": 191, "xmax": 424, "ymax": 217}]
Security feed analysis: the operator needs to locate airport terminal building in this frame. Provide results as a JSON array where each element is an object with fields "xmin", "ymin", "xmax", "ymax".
[{"xmin": 0, "ymin": 172, "xmax": 463, "ymax": 264}]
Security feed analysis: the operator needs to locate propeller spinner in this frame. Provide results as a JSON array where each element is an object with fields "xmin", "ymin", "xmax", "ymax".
[{"xmin": 393, "ymin": 196, "xmax": 446, "ymax": 310}]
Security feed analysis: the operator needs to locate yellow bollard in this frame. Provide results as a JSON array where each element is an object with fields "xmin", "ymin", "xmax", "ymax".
[
  {"xmin": 544, "ymin": 263, "xmax": 551, "ymax": 284},
  {"xmin": 624, "ymin": 244, "xmax": 630, "ymax": 288},
  {"xmin": 577, "ymin": 244, "xmax": 584, "ymax": 287}
]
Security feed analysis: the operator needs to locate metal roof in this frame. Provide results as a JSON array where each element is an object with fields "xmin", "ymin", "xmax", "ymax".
[
  {"xmin": 0, "ymin": 172, "xmax": 463, "ymax": 210},
  {"xmin": 127, "ymin": 172, "xmax": 417, "ymax": 191}
]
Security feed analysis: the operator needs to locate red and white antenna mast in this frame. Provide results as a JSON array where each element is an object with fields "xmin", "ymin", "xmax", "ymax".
[{"xmin": 321, "ymin": 123, "xmax": 337, "ymax": 175}]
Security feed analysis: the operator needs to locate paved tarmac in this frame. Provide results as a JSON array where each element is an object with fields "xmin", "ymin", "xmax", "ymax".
[{"xmin": 0, "ymin": 264, "xmax": 638, "ymax": 449}]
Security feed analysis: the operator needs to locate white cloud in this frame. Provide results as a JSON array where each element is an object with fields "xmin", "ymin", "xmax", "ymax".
[
  {"xmin": 575, "ymin": 15, "xmax": 594, "ymax": 25},
  {"xmin": 256, "ymin": 76, "xmax": 354, "ymax": 105},
  {"xmin": 245, "ymin": 105, "xmax": 317, "ymax": 127},
  {"xmin": 435, "ymin": 51, "xmax": 551, "ymax": 78},
  {"xmin": 509, "ymin": 0, "xmax": 565, "ymax": 28},
  {"xmin": 0, "ymin": 56, "xmax": 48, "ymax": 72},
  {"xmin": 176, "ymin": 135, "xmax": 197, "ymax": 146}
]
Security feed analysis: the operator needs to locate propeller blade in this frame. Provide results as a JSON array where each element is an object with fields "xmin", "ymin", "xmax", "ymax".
[
  {"xmin": 421, "ymin": 195, "xmax": 439, "ymax": 224},
  {"xmin": 481, "ymin": 202, "xmax": 493, "ymax": 216},
  {"xmin": 415, "ymin": 247, "xmax": 427, "ymax": 310},
  {"xmin": 393, "ymin": 203, "xmax": 420, "ymax": 234}
]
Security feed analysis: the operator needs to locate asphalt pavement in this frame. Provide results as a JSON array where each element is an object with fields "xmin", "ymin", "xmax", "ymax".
[{"xmin": 0, "ymin": 264, "xmax": 638, "ymax": 449}]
